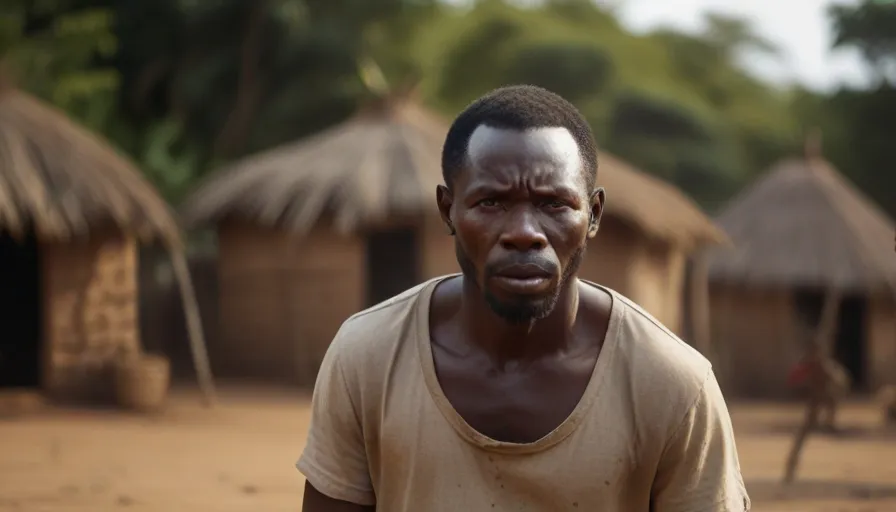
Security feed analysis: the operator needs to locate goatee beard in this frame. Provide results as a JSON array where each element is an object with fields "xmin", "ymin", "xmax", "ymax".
[{"xmin": 455, "ymin": 243, "xmax": 586, "ymax": 325}]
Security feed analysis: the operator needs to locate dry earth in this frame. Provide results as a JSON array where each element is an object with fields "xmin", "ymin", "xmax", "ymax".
[{"xmin": 2, "ymin": 386, "xmax": 896, "ymax": 511}]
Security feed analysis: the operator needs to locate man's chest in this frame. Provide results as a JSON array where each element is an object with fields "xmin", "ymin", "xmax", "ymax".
[
  {"xmin": 432, "ymin": 352, "xmax": 599, "ymax": 444},
  {"xmin": 373, "ymin": 407, "xmax": 651, "ymax": 511},
  {"xmin": 441, "ymin": 375, "xmax": 587, "ymax": 443},
  {"xmin": 369, "ymin": 376, "xmax": 653, "ymax": 506}
]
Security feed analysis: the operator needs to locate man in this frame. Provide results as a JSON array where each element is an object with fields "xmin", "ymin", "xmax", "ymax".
[{"xmin": 298, "ymin": 85, "xmax": 749, "ymax": 511}]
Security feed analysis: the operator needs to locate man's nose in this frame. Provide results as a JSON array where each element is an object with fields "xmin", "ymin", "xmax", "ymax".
[{"xmin": 499, "ymin": 210, "xmax": 548, "ymax": 251}]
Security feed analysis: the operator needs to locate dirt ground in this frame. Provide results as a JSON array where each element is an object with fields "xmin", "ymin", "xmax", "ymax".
[{"xmin": 2, "ymin": 386, "xmax": 896, "ymax": 512}]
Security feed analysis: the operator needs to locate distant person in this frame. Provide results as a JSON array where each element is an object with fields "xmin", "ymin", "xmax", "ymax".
[
  {"xmin": 783, "ymin": 339, "xmax": 851, "ymax": 483},
  {"xmin": 297, "ymin": 85, "xmax": 749, "ymax": 511},
  {"xmin": 787, "ymin": 340, "xmax": 850, "ymax": 431}
]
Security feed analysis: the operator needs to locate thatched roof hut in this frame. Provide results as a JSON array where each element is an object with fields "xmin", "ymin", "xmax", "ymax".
[
  {"xmin": 0, "ymin": 90, "xmax": 178, "ymax": 243},
  {"xmin": 182, "ymin": 97, "xmax": 447, "ymax": 235},
  {"xmin": 182, "ymin": 95, "xmax": 725, "ymax": 385},
  {"xmin": 596, "ymin": 152, "xmax": 727, "ymax": 249},
  {"xmin": 706, "ymin": 152, "xmax": 896, "ymax": 397},
  {"xmin": 0, "ymin": 87, "xmax": 212, "ymax": 404},
  {"xmin": 708, "ymin": 156, "xmax": 895, "ymax": 292}
]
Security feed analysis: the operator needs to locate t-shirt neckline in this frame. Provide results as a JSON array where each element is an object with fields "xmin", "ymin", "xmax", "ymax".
[{"xmin": 414, "ymin": 274, "xmax": 624, "ymax": 455}]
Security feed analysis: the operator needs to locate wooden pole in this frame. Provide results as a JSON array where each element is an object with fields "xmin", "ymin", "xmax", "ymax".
[
  {"xmin": 689, "ymin": 253, "xmax": 712, "ymax": 359},
  {"xmin": 166, "ymin": 240, "xmax": 217, "ymax": 406},
  {"xmin": 815, "ymin": 287, "xmax": 842, "ymax": 355}
]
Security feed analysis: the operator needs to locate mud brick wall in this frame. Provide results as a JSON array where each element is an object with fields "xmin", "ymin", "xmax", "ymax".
[
  {"xmin": 216, "ymin": 224, "xmax": 364, "ymax": 386},
  {"xmin": 42, "ymin": 233, "xmax": 140, "ymax": 402}
]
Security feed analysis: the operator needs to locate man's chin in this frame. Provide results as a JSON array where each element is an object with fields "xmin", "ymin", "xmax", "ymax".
[{"xmin": 484, "ymin": 292, "xmax": 557, "ymax": 325}]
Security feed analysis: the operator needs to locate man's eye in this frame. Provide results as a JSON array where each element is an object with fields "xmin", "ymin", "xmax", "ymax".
[
  {"xmin": 478, "ymin": 199, "xmax": 500, "ymax": 208},
  {"xmin": 543, "ymin": 200, "xmax": 566, "ymax": 209}
]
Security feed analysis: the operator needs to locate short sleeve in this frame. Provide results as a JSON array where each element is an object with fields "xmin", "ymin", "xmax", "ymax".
[
  {"xmin": 296, "ymin": 338, "xmax": 375, "ymax": 506},
  {"xmin": 651, "ymin": 369, "xmax": 750, "ymax": 512}
]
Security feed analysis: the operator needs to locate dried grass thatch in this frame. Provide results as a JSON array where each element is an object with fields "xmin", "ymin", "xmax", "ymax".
[
  {"xmin": 707, "ymin": 155, "xmax": 896, "ymax": 293},
  {"xmin": 183, "ymin": 96, "xmax": 724, "ymax": 248},
  {"xmin": 596, "ymin": 153, "xmax": 728, "ymax": 249},
  {"xmin": 0, "ymin": 87, "xmax": 179, "ymax": 244},
  {"xmin": 182, "ymin": 96, "xmax": 446, "ymax": 235}
]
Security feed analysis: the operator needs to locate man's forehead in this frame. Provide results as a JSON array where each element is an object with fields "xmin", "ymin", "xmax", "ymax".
[{"xmin": 466, "ymin": 125, "xmax": 581, "ymax": 171}]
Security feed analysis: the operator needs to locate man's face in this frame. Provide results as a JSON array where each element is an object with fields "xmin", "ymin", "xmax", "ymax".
[{"xmin": 438, "ymin": 125, "xmax": 603, "ymax": 324}]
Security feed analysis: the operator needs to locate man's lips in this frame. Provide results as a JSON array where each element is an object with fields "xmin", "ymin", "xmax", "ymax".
[
  {"xmin": 491, "ymin": 264, "xmax": 554, "ymax": 294},
  {"xmin": 493, "ymin": 263, "xmax": 552, "ymax": 279}
]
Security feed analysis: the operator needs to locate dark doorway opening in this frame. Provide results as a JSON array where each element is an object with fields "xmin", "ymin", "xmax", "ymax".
[
  {"xmin": 0, "ymin": 231, "xmax": 42, "ymax": 388},
  {"xmin": 792, "ymin": 288, "xmax": 868, "ymax": 391},
  {"xmin": 366, "ymin": 228, "xmax": 420, "ymax": 306},
  {"xmin": 834, "ymin": 295, "xmax": 867, "ymax": 391}
]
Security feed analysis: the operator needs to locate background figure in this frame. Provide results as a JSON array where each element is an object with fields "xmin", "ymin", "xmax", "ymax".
[{"xmin": 783, "ymin": 339, "xmax": 851, "ymax": 483}]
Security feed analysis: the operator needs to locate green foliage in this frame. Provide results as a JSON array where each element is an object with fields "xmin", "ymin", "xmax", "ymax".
[
  {"xmin": 140, "ymin": 119, "xmax": 202, "ymax": 204},
  {"xmin": 1, "ymin": 1, "xmax": 119, "ymax": 123},
  {"xmin": 825, "ymin": 0, "xmax": 896, "ymax": 216},
  {"xmin": 2, "ymin": 0, "xmax": 892, "ymax": 217},
  {"xmin": 504, "ymin": 42, "xmax": 614, "ymax": 104},
  {"xmin": 831, "ymin": 0, "xmax": 896, "ymax": 84}
]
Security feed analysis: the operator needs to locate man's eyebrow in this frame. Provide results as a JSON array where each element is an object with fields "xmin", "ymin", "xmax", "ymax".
[
  {"xmin": 530, "ymin": 185, "xmax": 580, "ymax": 198},
  {"xmin": 465, "ymin": 184, "xmax": 510, "ymax": 197}
]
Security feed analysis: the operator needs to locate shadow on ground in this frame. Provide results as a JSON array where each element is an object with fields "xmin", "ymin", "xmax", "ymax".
[{"xmin": 747, "ymin": 479, "xmax": 896, "ymax": 503}]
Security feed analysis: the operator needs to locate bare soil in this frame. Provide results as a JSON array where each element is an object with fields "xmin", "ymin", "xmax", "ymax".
[{"xmin": 2, "ymin": 386, "xmax": 896, "ymax": 511}]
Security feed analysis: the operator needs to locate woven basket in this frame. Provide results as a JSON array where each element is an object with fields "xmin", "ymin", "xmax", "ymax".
[
  {"xmin": 0, "ymin": 390, "xmax": 44, "ymax": 418},
  {"xmin": 113, "ymin": 354, "xmax": 170, "ymax": 413}
]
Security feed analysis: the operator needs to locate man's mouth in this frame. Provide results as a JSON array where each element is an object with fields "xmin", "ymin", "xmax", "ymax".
[{"xmin": 491, "ymin": 264, "xmax": 553, "ymax": 294}]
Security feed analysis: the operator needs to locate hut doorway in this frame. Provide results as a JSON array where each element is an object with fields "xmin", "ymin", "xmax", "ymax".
[
  {"xmin": 793, "ymin": 289, "xmax": 868, "ymax": 391},
  {"xmin": 834, "ymin": 295, "xmax": 867, "ymax": 391},
  {"xmin": 0, "ymin": 231, "xmax": 42, "ymax": 388},
  {"xmin": 366, "ymin": 227, "xmax": 420, "ymax": 306}
]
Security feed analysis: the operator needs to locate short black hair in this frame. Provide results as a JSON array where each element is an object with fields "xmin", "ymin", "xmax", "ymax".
[{"xmin": 441, "ymin": 85, "xmax": 598, "ymax": 193}]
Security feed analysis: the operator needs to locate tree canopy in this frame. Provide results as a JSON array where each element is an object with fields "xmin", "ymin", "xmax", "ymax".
[{"xmin": 1, "ymin": 0, "xmax": 892, "ymax": 217}]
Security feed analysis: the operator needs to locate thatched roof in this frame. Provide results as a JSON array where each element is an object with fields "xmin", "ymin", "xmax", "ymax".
[
  {"xmin": 182, "ymin": 97, "xmax": 446, "ymax": 234},
  {"xmin": 183, "ymin": 97, "xmax": 724, "ymax": 249},
  {"xmin": 706, "ymin": 155, "xmax": 896, "ymax": 293},
  {"xmin": 595, "ymin": 153, "xmax": 727, "ymax": 249},
  {"xmin": 0, "ymin": 88, "xmax": 179, "ymax": 243}
]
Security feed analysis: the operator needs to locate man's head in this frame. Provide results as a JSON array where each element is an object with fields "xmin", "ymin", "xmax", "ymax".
[{"xmin": 437, "ymin": 85, "xmax": 604, "ymax": 325}]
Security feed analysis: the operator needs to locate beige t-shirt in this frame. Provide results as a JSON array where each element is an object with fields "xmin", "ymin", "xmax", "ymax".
[{"xmin": 297, "ymin": 276, "xmax": 750, "ymax": 511}]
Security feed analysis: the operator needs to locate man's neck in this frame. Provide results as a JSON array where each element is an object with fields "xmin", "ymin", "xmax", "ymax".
[{"xmin": 459, "ymin": 277, "xmax": 580, "ymax": 364}]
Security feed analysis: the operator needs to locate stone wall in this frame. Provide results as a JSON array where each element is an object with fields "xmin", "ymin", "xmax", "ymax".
[{"xmin": 42, "ymin": 233, "xmax": 139, "ymax": 402}]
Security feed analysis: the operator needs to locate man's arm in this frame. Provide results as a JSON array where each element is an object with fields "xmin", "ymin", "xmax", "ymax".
[
  {"xmin": 297, "ymin": 328, "xmax": 376, "ymax": 511},
  {"xmin": 651, "ymin": 370, "xmax": 750, "ymax": 512}
]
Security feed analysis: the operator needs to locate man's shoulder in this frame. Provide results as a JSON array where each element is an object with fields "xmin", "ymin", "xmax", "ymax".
[
  {"xmin": 325, "ymin": 278, "xmax": 438, "ymax": 367},
  {"xmin": 610, "ymin": 291, "xmax": 713, "ymax": 404}
]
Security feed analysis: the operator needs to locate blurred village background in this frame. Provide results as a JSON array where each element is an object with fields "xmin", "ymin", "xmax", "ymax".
[{"xmin": 1, "ymin": 0, "xmax": 896, "ymax": 511}]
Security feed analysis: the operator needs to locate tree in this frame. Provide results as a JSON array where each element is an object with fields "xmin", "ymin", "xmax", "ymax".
[
  {"xmin": 831, "ymin": 0, "xmax": 896, "ymax": 85},
  {"xmin": 0, "ymin": 0, "xmax": 120, "ymax": 132},
  {"xmin": 824, "ymin": 0, "xmax": 896, "ymax": 216}
]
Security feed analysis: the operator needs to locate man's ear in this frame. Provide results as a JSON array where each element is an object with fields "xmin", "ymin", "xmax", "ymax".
[
  {"xmin": 436, "ymin": 185, "xmax": 455, "ymax": 235},
  {"xmin": 587, "ymin": 187, "xmax": 605, "ymax": 239}
]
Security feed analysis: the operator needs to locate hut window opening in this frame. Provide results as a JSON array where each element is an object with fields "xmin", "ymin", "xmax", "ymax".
[
  {"xmin": 365, "ymin": 227, "xmax": 420, "ymax": 306},
  {"xmin": 0, "ymin": 231, "xmax": 42, "ymax": 389}
]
